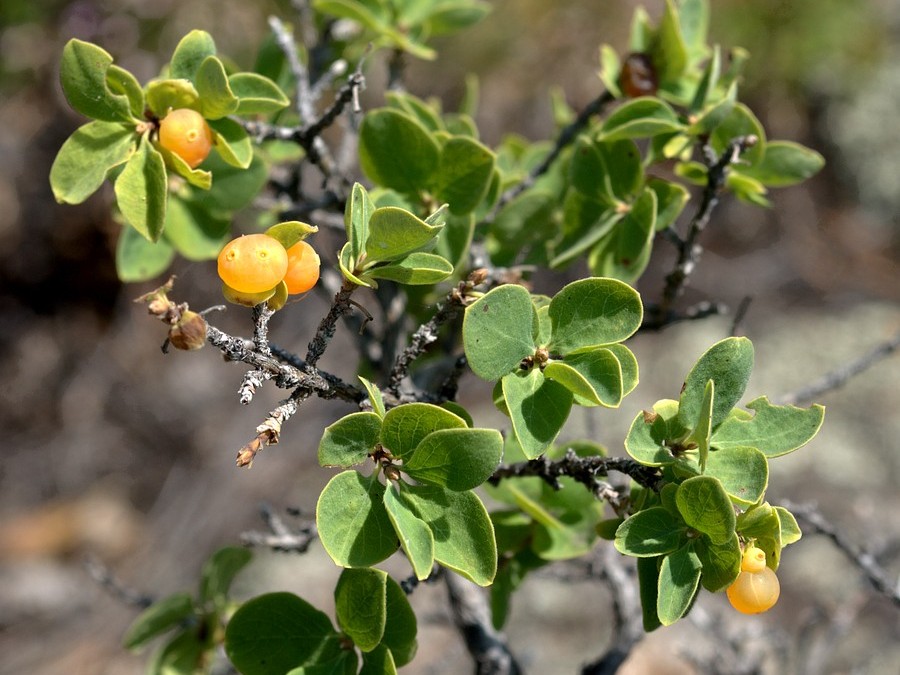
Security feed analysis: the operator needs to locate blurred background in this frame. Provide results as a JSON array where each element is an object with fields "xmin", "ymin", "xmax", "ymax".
[{"xmin": 1, "ymin": 0, "xmax": 898, "ymax": 673}]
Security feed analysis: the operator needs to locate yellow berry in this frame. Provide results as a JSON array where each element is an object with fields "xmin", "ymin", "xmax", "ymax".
[
  {"xmin": 727, "ymin": 565, "xmax": 780, "ymax": 614},
  {"xmin": 217, "ymin": 234, "xmax": 289, "ymax": 294},
  {"xmin": 283, "ymin": 240, "xmax": 321, "ymax": 295},
  {"xmin": 740, "ymin": 545, "xmax": 768, "ymax": 574},
  {"xmin": 158, "ymin": 108, "xmax": 213, "ymax": 169}
]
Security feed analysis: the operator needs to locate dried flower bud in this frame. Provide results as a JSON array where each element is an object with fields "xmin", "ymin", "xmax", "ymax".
[
  {"xmin": 168, "ymin": 311, "xmax": 208, "ymax": 351},
  {"xmin": 618, "ymin": 53, "xmax": 658, "ymax": 98}
]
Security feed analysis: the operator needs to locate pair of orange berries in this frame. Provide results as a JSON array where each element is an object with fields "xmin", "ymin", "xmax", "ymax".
[{"xmin": 218, "ymin": 234, "xmax": 320, "ymax": 297}]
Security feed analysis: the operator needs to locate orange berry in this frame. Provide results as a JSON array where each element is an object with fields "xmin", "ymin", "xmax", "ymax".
[
  {"xmin": 217, "ymin": 234, "xmax": 289, "ymax": 294},
  {"xmin": 727, "ymin": 551, "xmax": 780, "ymax": 614},
  {"xmin": 158, "ymin": 108, "xmax": 213, "ymax": 169},
  {"xmin": 282, "ymin": 240, "xmax": 321, "ymax": 295}
]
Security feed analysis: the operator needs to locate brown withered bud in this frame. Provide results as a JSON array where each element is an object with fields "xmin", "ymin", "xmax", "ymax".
[
  {"xmin": 167, "ymin": 311, "xmax": 208, "ymax": 351},
  {"xmin": 618, "ymin": 53, "xmax": 658, "ymax": 98},
  {"xmin": 468, "ymin": 268, "xmax": 489, "ymax": 286}
]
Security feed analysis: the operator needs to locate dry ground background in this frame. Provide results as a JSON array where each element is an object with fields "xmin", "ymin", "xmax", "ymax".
[{"xmin": 1, "ymin": 1, "xmax": 898, "ymax": 673}]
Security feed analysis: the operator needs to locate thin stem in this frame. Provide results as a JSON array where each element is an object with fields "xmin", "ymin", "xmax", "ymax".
[
  {"xmin": 650, "ymin": 135, "xmax": 758, "ymax": 327},
  {"xmin": 776, "ymin": 330, "xmax": 900, "ymax": 406}
]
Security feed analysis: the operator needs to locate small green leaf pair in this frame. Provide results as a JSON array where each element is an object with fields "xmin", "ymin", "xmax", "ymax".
[
  {"xmin": 316, "ymin": 396, "xmax": 502, "ymax": 585},
  {"xmin": 339, "ymin": 182, "xmax": 454, "ymax": 288},
  {"xmin": 123, "ymin": 547, "xmax": 252, "ymax": 674},
  {"xmin": 226, "ymin": 569, "xmax": 416, "ymax": 675},
  {"xmin": 463, "ymin": 278, "xmax": 643, "ymax": 458}
]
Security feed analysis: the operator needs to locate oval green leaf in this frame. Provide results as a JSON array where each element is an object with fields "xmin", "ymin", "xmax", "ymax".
[
  {"xmin": 675, "ymin": 476, "xmax": 736, "ymax": 544},
  {"xmin": 318, "ymin": 411, "xmax": 382, "ymax": 467},
  {"xmin": 334, "ymin": 568, "xmax": 387, "ymax": 652},
  {"xmin": 403, "ymin": 428, "xmax": 503, "ymax": 491},
  {"xmin": 359, "ymin": 109, "xmax": 440, "ymax": 194},
  {"xmin": 225, "ymin": 592, "xmax": 337, "ymax": 675},
  {"xmin": 657, "ymin": 545, "xmax": 701, "ymax": 626},
  {"xmin": 502, "ymin": 369, "xmax": 573, "ymax": 459},
  {"xmin": 463, "ymin": 284, "xmax": 537, "ymax": 381},
  {"xmin": 548, "ymin": 277, "xmax": 643, "ymax": 355},
  {"xmin": 115, "ymin": 136, "xmax": 168, "ymax": 242},
  {"xmin": 381, "ymin": 403, "xmax": 466, "ymax": 461},
  {"xmin": 383, "ymin": 483, "xmax": 435, "ymax": 581},
  {"xmin": 316, "ymin": 471, "xmax": 398, "ymax": 568},
  {"xmin": 678, "ymin": 336, "xmax": 754, "ymax": 430},
  {"xmin": 60, "ymin": 39, "xmax": 133, "ymax": 122},
  {"xmin": 614, "ymin": 507, "xmax": 684, "ymax": 557},
  {"xmin": 50, "ymin": 121, "xmax": 136, "ymax": 204}
]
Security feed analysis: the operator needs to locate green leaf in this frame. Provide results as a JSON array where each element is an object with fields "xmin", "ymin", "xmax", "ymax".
[
  {"xmin": 552, "ymin": 197, "xmax": 622, "ymax": 269},
  {"xmin": 597, "ymin": 97, "xmax": 684, "ymax": 142},
  {"xmin": 675, "ymin": 476, "xmax": 736, "ymax": 544},
  {"xmin": 651, "ymin": 0, "xmax": 689, "ymax": 87},
  {"xmin": 346, "ymin": 182, "xmax": 374, "ymax": 264},
  {"xmin": 647, "ymin": 177, "xmax": 689, "ymax": 231},
  {"xmin": 399, "ymin": 483, "xmax": 496, "ymax": 586},
  {"xmin": 383, "ymin": 484, "xmax": 435, "ymax": 580},
  {"xmin": 198, "ymin": 152, "xmax": 267, "ymax": 211},
  {"xmin": 403, "ymin": 428, "xmax": 503, "ymax": 491},
  {"xmin": 318, "ymin": 412, "xmax": 382, "ymax": 467},
  {"xmin": 686, "ymin": 379, "xmax": 713, "ymax": 473},
  {"xmin": 614, "ymin": 507, "xmax": 684, "ymax": 557},
  {"xmin": 366, "ymin": 252, "xmax": 454, "ymax": 285},
  {"xmin": 710, "ymin": 102, "xmax": 766, "ymax": 166},
  {"xmin": 502, "ymin": 369, "xmax": 573, "ymax": 459},
  {"xmin": 625, "ymin": 399, "xmax": 689, "ymax": 466},
  {"xmin": 147, "ymin": 630, "xmax": 205, "ymax": 675},
  {"xmin": 195, "ymin": 56, "xmax": 238, "ymax": 119},
  {"xmin": 156, "ymin": 142, "xmax": 212, "ymax": 189},
  {"xmin": 225, "ymin": 592, "xmax": 337, "ymax": 675},
  {"xmin": 265, "ymin": 220, "xmax": 318, "ymax": 250},
  {"xmin": 359, "ymin": 644, "xmax": 397, "ymax": 675},
  {"xmin": 656, "ymin": 545, "xmax": 701, "ymax": 626},
  {"xmin": 463, "ymin": 284, "xmax": 537, "ymax": 380},
  {"xmin": 705, "ymin": 446, "xmax": 768, "ymax": 506},
  {"xmin": 548, "ymin": 277, "xmax": 643, "ymax": 355},
  {"xmin": 696, "ymin": 533, "xmax": 741, "ymax": 592},
  {"xmin": 316, "ymin": 471, "xmax": 398, "ymax": 567},
  {"xmin": 716, "ymin": 395, "xmax": 822, "ymax": 454},
  {"xmin": 116, "ymin": 225, "xmax": 175, "ymax": 282},
  {"xmin": 106, "ymin": 64, "xmax": 145, "ymax": 118},
  {"xmin": 435, "ymin": 136, "xmax": 496, "ymax": 214},
  {"xmin": 115, "ymin": 136, "xmax": 168, "ymax": 242},
  {"xmin": 775, "ymin": 506, "xmax": 802, "ymax": 546},
  {"xmin": 123, "ymin": 592, "xmax": 194, "ymax": 650},
  {"xmin": 381, "ymin": 403, "xmax": 466, "ymax": 461},
  {"xmin": 199, "ymin": 547, "xmax": 252, "ymax": 609},
  {"xmin": 169, "ymin": 30, "xmax": 217, "ymax": 81},
  {"xmin": 364, "ymin": 207, "xmax": 442, "ymax": 263},
  {"xmin": 589, "ymin": 187, "xmax": 657, "ymax": 283},
  {"xmin": 208, "ymin": 116, "xmax": 253, "ymax": 169},
  {"xmin": 569, "ymin": 137, "xmax": 643, "ymax": 205},
  {"xmin": 339, "ymin": 242, "xmax": 373, "ymax": 287},
  {"xmin": 736, "ymin": 502, "xmax": 783, "ymax": 570},
  {"xmin": 597, "ymin": 43, "xmax": 621, "ymax": 97},
  {"xmin": 636, "ymin": 556, "xmax": 662, "ymax": 632},
  {"xmin": 163, "ymin": 195, "xmax": 230, "ymax": 260},
  {"xmin": 230, "ymin": 72, "xmax": 291, "ymax": 114},
  {"xmin": 146, "ymin": 78, "xmax": 201, "ymax": 118},
  {"xmin": 427, "ymin": 2, "xmax": 492, "ymax": 35},
  {"xmin": 314, "ymin": 0, "xmax": 390, "ymax": 33},
  {"xmin": 59, "ymin": 39, "xmax": 133, "ymax": 122},
  {"xmin": 382, "ymin": 576, "xmax": 418, "ymax": 666},
  {"xmin": 50, "ymin": 121, "xmax": 136, "ymax": 204},
  {"xmin": 359, "ymin": 109, "xmax": 440, "ymax": 193},
  {"xmin": 358, "ymin": 376, "xmax": 386, "ymax": 418},
  {"xmin": 286, "ymin": 652, "xmax": 358, "ymax": 675},
  {"xmin": 742, "ymin": 141, "xmax": 824, "ymax": 187},
  {"xmin": 385, "ymin": 91, "xmax": 443, "ymax": 132},
  {"xmin": 678, "ymin": 337, "xmax": 754, "ymax": 430},
  {"xmin": 689, "ymin": 80, "xmax": 737, "ymax": 135},
  {"xmin": 550, "ymin": 348, "xmax": 624, "ymax": 407},
  {"xmin": 334, "ymin": 568, "xmax": 387, "ymax": 652},
  {"xmin": 606, "ymin": 343, "xmax": 639, "ymax": 396}
]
